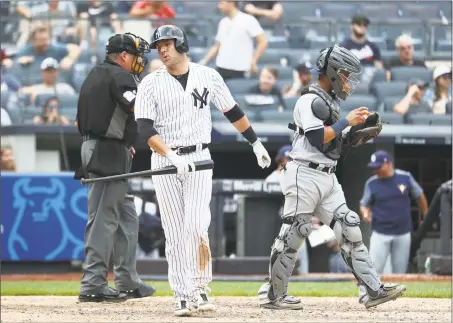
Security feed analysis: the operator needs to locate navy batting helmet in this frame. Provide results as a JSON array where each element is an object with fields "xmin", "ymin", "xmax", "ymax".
[{"xmin": 150, "ymin": 25, "xmax": 189, "ymax": 54}]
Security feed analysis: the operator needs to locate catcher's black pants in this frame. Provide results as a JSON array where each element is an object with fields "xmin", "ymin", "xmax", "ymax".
[{"xmin": 79, "ymin": 139, "xmax": 142, "ymax": 294}]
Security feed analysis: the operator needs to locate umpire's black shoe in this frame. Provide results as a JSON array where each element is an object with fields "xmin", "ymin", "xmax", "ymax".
[
  {"xmin": 121, "ymin": 283, "xmax": 156, "ymax": 299},
  {"xmin": 78, "ymin": 287, "xmax": 128, "ymax": 303}
]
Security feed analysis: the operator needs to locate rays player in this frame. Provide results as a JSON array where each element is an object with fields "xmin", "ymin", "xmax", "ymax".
[
  {"xmin": 257, "ymin": 45, "xmax": 407, "ymax": 310},
  {"xmin": 134, "ymin": 25, "xmax": 271, "ymax": 317}
]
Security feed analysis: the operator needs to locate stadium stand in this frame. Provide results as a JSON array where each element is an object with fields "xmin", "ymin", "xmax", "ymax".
[{"xmin": 0, "ymin": 1, "xmax": 451, "ymax": 126}]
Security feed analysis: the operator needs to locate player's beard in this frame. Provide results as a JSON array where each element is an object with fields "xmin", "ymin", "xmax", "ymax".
[{"xmin": 352, "ymin": 30, "xmax": 366, "ymax": 39}]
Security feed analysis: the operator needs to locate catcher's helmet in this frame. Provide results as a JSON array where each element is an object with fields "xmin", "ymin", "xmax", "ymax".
[
  {"xmin": 150, "ymin": 25, "xmax": 189, "ymax": 54},
  {"xmin": 311, "ymin": 45, "xmax": 361, "ymax": 101}
]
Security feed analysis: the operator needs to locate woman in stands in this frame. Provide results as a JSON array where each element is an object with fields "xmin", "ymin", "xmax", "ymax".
[
  {"xmin": 248, "ymin": 66, "xmax": 286, "ymax": 110},
  {"xmin": 0, "ymin": 146, "xmax": 16, "ymax": 172},
  {"xmin": 425, "ymin": 65, "xmax": 452, "ymax": 115},
  {"xmin": 33, "ymin": 96, "xmax": 69, "ymax": 125}
]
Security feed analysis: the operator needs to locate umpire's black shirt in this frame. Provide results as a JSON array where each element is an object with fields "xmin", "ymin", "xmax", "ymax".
[{"xmin": 77, "ymin": 59, "xmax": 138, "ymax": 146}]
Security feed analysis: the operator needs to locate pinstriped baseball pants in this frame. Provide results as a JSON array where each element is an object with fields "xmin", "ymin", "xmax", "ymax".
[{"xmin": 151, "ymin": 149, "xmax": 213, "ymax": 299}]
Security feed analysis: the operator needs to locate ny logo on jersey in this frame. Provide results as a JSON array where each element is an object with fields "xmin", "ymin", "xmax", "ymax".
[{"xmin": 191, "ymin": 87, "xmax": 209, "ymax": 109}]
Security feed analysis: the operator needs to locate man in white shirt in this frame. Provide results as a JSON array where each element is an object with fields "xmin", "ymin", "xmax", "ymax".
[
  {"xmin": 19, "ymin": 57, "xmax": 76, "ymax": 104},
  {"xmin": 199, "ymin": 1, "xmax": 268, "ymax": 80}
]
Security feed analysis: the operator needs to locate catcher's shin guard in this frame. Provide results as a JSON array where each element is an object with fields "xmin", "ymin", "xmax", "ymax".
[
  {"xmin": 266, "ymin": 214, "xmax": 312, "ymax": 302},
  {"xmin": 332, "ymin": 204, "xmax": 381, "ymax": 291}
]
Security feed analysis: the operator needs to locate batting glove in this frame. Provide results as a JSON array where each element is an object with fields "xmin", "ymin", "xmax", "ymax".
[
  {"xmin": 166, "ymin": 150, "xmax": 196, "ymax": 174},
  {"xmin": 252, "ymin": 139, "xmax": 271, "ymax": 169}
]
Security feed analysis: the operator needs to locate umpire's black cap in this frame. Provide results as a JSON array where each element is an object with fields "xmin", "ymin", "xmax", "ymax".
[{"xmin": 106, "ymin": 33, "xmax": 150, "ymax": 56}]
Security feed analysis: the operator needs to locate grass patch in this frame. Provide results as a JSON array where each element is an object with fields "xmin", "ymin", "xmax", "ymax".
[{"xmin": 1, "ymin": 281, "xmax": 450, "ymax": 298}]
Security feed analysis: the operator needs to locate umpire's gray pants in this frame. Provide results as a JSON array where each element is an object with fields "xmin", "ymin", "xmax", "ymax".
[{"xmin": 80, "ymin": 140, "xmax": 141, "ymax": 294}]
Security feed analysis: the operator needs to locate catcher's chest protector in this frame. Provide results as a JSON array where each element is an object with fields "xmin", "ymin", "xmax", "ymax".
[{"xmin": 290, "ymin": 84, "xmax": 343, "ymax": 160}]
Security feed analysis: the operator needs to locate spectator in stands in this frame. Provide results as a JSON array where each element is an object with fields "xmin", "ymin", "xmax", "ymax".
[
  {"xmin": 326, "ymin": 239, "xmax": 350, "ymax": 273},
  {"xmin": 33, "ymin": 96, "xmax": 69, "ymax": 125},
  {"xmin": 0, "ymin": 145, "xmax": 16, "ymax": 172},
  {"xmin": 1, "ymin": 49, "xmax": 22, "ymax": 92},
  {"xmin": 15, "ymin": 0, "xmax": 77, "ymax": 46},
  {"xmin": 243, "ymin": 1, "xmax": 284, "ymax": 22},
  {"xmin": 360, "ymin": 150, "xmax": 428, "ymax": 274},
  {"xmin": 393, "ymin": 78, "xmax": 431, "ymax": 117},
  {"xmin": 19, "ymin": 57, "xmax": 76, "ymax": 103},
  {"xmin": 200, "ymin": 1, "xmax": 268, "ymax": 80},
  {"xmin": 283, "ymin": 60, "xmax": 313, "ymax": 98},
  {"xmin": 340, "ymin": 15, "xmax": 383, "ymax": 69},
  {"xmin": 147, "ymin": 58, "xmax": 163, "ymax": 74},
  {"xmin": 247, "ymin": 66, "xmax": 286, "ymax": 110},
  {"xmin": 1, "ymin": 108, "xmax": 13, "ymax": 126},
  {"xmin": 129, "ymin": 1, "xmax": 176, "ymax": 19},
  {"xmin": 386, "ymin": 34, "xmax": 426, "ymax": 81},
  {"xmin": 78, "ymin": 1, "xmax": 122, "ymax": 51},
  {"xmin": 424, "ymin": 65, "xmax": 452, "ymax": 115},
  {"xmin": 16, "ymin": 26, "xmax": 81, "ymax": 71}
]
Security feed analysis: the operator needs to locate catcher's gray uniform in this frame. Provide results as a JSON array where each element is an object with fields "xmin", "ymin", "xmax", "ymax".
[{"xmin": 258, "ymin": 45, "xmax": 407, "ymax": 310}]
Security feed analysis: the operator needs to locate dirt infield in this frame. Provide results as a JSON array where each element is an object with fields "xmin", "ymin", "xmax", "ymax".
[
  {"xmin": 1, "ymin": 272, "xmax": 451, "ymax": 282},
  {"xmin": 1, "ymin": 296, "xmax": 451, "ymax": 322}
]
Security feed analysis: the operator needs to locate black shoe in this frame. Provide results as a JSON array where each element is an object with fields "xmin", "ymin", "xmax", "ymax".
[
  {"xmin": 78, "ymin": 287, "xmax": 128, "ymax": 303},
  {"xmin": 121, "ymin": 283, "xmax": 156, "ymax": 299}
]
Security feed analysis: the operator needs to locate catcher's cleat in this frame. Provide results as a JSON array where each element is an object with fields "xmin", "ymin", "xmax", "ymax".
[
  {"xmin": 174, "ymin": 297, "xmax": 198, "ymax": 317},
  {"xmin": 362, "ymin": 283, "xmax": 407, "ymax": 309},
  {"xmin": 196, "ymin": 286, "xmax": 216, "ymax": 312},
  {"xmin": 258, "ymin": 282, "xmax": 303, "ymax": 310}
]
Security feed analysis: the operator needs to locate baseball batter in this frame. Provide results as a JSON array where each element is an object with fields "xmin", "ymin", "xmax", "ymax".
[
  {"xmin": 134, "ymin": 25, "xmax": 271, "ymax": 317},
  {"xmin": 258, "ymin": 45, "xmax": 407, "ymax": 310}
]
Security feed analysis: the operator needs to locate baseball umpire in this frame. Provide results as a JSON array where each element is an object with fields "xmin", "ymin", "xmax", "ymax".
[
  {"xmin": 75, "ymin": 32, "xmax": 155, "ymax": 302},
  {"xmin": 258, "ymin": 45, "xmax": 407, "ymax": 310}
]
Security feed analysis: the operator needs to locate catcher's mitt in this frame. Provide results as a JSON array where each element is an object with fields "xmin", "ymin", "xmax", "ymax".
[{"xmin": 344, "ymin": 112, "xmax": 383, "ymax": 148}]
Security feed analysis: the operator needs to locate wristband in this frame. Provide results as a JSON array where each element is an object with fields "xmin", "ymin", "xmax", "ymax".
[
  {"xmin": 331, "ymin": 118, "xmax": 349, "ymax": 135},
  {"xmin": 241, "ymin": 126, "xmax": 258, "ymax": 144}
]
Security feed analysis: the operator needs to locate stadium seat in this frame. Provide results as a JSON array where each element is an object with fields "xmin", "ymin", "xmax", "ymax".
[
  {"xmin": 341, "ymin": 95, "xmax": 378, "ymax": 112},
  {"xmin": 284, "ymin": 97, "xmax": 299, "ymax": 110},
  {"xmin": 407, "ymin": 113, "xmax": 452, "ymax": 126},
  {"xmin": 380, "ymin": 112, "xmax": 405, "ymax": 125},
  {"xmin": 72, "ymin": 62, "xmax": 94, "ymax": 92},
  {"xmin": 21, "ymin": 106, "xmax": 42, "ymax": 124},
  {"xmin": 357, "ymin": 3, "xmax": 401, "ymax": 18},
  {"xmin": 390, "ymin": 66, "xmax": 432, "ymax": 84},
  {"xmin": 435, "ymin": 39, "xmax": 452, "ymax": 52},
  {"xmin": 226, "ymin": 79, "xmax": 257, "ymax": 95},
  {"xmin": 35, "ymin": 93, "xmax": 57, "ymax": 107},
  {"xmin": 446, "ymin": 101, "xmax": 452, "ymax": 115},
  {"xmin": 259, "ymin": 66, "xmax": 294, "ymax": 79},
  {"xmin": 58, "ymin": 93, "xmax": 79, "ymax": 109},
  {"xmin": 60, "ymin": 107, "xmax": 77, "ymax": 123},
  {"xmin": 353, "ymin": 83, "xmax": 371, "ymax": 95},
  {"xmin": 369, "ymin": 68, "xmax": 387, "ymax": 87},
  {"xmin": 259, "ymin": 110, "xmax": 293, "ymax": 123},
  {"xmin": 258, "ymin": 50, "xmax": 288, "ymax": 66},
  {"xmin": 210, "ymin": 105, "xmax": 224, "ymax": 122},
  {"xmin": 267, "ymin": 38, "xmax": 290, "ymax": 49},
  {"xmin": 372, "ymin": 81, "xmax": 407, "ymax": 101},
  {"xmin": 10, "ymin": 62, "xmax": 42, "ymax": 86},
  {"xmin": 282, "ymin": 2, "xmax": 320, "ymax": 19},
  {"xmin": 400, "ymin": 3, "xmax": 440, "ymax": 19},
  {"xmin": 241, "ymin": 94, "xmax": 281, "ymax": 111},
  {"xmin": 319, "ymin": 3, "xmax": 359, "ymax": 18},
  {"xmin": 382, "ymin": 96, "xmax": 403, "ymax": 112}
]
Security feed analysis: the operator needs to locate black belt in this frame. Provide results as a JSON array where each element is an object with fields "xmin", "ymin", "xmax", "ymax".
[
  {"xmin": 172, "ymin": 143, "xmax": 209, "ymax": 155},
  {"xmin": 82, "ymin": 134, "xmax": 100, "ymax": 142},
  {"xmin": 288, "ymin": 157, "xmax": 336, "ymax": 174}
]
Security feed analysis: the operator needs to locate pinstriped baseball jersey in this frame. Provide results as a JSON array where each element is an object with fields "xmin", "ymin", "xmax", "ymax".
[{"xmin": 134, "ymin": 62, "xmax": 237, "ymax": 148}]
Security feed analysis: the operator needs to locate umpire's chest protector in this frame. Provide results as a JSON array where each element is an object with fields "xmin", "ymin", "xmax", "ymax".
[{"xmin": 303, "ymin": 85, "xmax": 343, "ymax": 160}]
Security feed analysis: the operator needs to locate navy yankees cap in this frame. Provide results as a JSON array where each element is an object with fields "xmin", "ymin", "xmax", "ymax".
[{"xmin": 367, "ymin": 150, "xmax": 392, "ymax": 168}]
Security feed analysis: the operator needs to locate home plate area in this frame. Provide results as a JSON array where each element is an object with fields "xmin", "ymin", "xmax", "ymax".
[{"xmin": 1, "ymin": 296, "xmax": 450, "ymax": 322}]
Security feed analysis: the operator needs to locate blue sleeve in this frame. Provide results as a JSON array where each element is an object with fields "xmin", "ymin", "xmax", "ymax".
[
  {"xmin": 360, "ymin": 181, "xmax": 373, "ymax": 206},
  {"xmin": 16, "ymin": 45, "xmax": 33, "ymax": 58},
  {"xmin": 372, "ymin": 42, "xmax": 382, "ymax": 61},
  {"xmin": 53, "ymin": 44, "xmax": 70, "ymax": 61},
  {"xmin": 5, "ymin": 74, "xmax": 22, "ymax": 92},
  {"xmin": 408, "ymin": 173, "xmax": 423, "ymax": 199}
]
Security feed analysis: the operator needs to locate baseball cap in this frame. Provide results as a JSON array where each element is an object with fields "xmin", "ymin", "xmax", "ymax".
[
  {"xmin": 106, "ymin": 33, "xmax": 139, "ymax": 55},
  {"xmin": 276, "ymin": 145, "xmax": 292, "ymax": 159},
  {"xmin": 351, "ymin": 14, "xmax": 370, "ymax": 26},
  {"xmin": 40, "ymin": 57, "xmax": 59, "ymax": 70},
  {"xmin": 432, "ymin": 65, "xmax": 452, "ymax": 81},
  {"xmin": 296, "ymin": 60, "xmax": 312, "ymax": 75},
  {"xmin": 408, "ymin": 77, "xmax": 429, "ymax": 89},
  {"xmin": 367, "ymin": 150, "xmax": 392, "ymax": 168}
]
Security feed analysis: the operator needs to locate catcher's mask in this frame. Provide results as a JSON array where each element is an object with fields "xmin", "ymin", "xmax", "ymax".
[
  {"xmin": 311, "ymin": 45, "xmax": 361, "ymax": 100},
  {"xmin": 106, "ymin": 32, "xmax": 151, "ymax": 75}
]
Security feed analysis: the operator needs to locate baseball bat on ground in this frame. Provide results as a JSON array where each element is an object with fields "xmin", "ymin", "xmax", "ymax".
[{"xmin": 80, "ymin": 159, "xmax": 214, "ymax": 185}]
